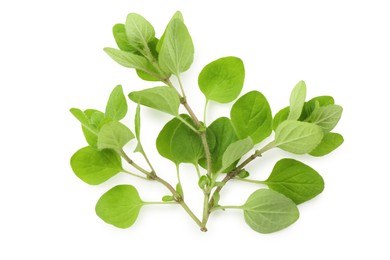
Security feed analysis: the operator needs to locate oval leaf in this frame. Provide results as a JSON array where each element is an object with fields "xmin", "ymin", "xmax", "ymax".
[
  {"xmin": 288, "ymin": 80, "xmax": 306, "ymax": 120},
  {"xmin": 97, "ymin": 121, "xmax": 134, "ymax": 151},
  {"xmin": 265, "ymin": 159, "xmax": 324, "ymax": 204},
  {"xmin": 70, "ymin": 147, "xmax": 122, "ymax": 185},
  {"xmin": 159, "ymin": 18, "xmax": 194, "ymax": 75},
  {"xmin": 274, "ymin": 120, "xmax": 324, "ymax": 154},
  {"xmin": 82, "ymin": 109, "xmax": 105, "ymax": 147},
  {"xmin": 156, "ymin": 11, "xmax": 184, "ymax": 53},
  {"xmin": 310, "ymin": 132, "xmax": 344, "ymax": 157},
  {"xmin": 222, "ymin": 137, "xmax": 253, "ymax": 171},
  {"xmin": 231, "ymin": 91, "xmax": 272, "ymax": 143},
  {"xmin": 113, "ymin": 23, "xmax": 138, "ymax": 53},
  {"xmin": 243, "ymin": 189, "xmax": 299, "ymax": 233},
  {"xmin": 125, "ymin": 13, "xmax": 155, "ymax": 48},
  {"xmin": 198, "ymin": 57, "xmax": 245, "ymax": 103},
  {"xmin": 307, "ymin": 105, "xmax": 343, "ymax": 132},
  {"xmin": 105, "ymin": 85, "xmax": 128, "ymax": 121},
  {"xmin": 128, "ymin": 86, "xmax": 180, "ymax": 116},
  {"xmin": 95, "ymin": 185, "xmax": 144, "ymax": 228}
]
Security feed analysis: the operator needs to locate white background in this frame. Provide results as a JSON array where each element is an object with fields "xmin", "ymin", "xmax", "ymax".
[{"xmin": 1, "ymin": 0, "xmax": 389, "ymax": 259}]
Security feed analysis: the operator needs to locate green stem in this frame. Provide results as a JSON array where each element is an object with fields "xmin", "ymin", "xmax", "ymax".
[
  {"xmin": 119, "ymin": 149, "xmax": 154, "ymax": 177},
  {"xmin": 194, "ymin": 164, "xmax": 201, "ymax": 179},
  {"xmin": 201, "ymin": 192, "xmax": 210, "ymax": 228},
  {"xmin": 210, "ymin": 205, "xmax": 243, "ymax": 212},
  {"xmin": 203, "ymin": 99, "xmax": 209, "ymax": 125},
  {"xmin": 177, "ymin": 75, "xmax": 186, "ymax": 97},
  {"xmin": 123, "ymin": 169, "xmax": 149, "ymax": 180},
  {"xmin": 176, "ymin": 115, "xmax": 199, "ymax": 133},
  {"xmin": 234, "ymin": 178, "xmax": 266, "ymax": 185},
  {"xmin": 176, "ymin": 164, "xmax": 181, "ymax": 185}
]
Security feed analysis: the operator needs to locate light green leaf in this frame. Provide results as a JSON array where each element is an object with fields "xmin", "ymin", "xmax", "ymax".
[
  {"xmin": 272, "ymin": 107, "xmax": 290, "ymax": 131},
  {"xmin": 222, "ymin": 137, "xmax": 253, "ymax": 171},
  {"xmin": 307, "ymin": 105, "xmax": 343, "ymax": 132},
  {"xmin": 265, "ymin": 159, "xmax": 324, "ymax": 204},
  {"xmin": 176, "ymin": 183, "xmax": 184, "ymax": 197},
  {"xmin": 158, "ymin": 18, "xmax": 194, "ymax": 75},
  {"xmin": 310, "ymin": 132, "xmax": 344, "ymax": 157},
  {"xmin": 105, "ymin": 85, "xmax": 128, "ymax": 121},
  {"xmin": 70, "ymin": 146, "xmax": 122, "ymax": 185},
  {"xmin": 300, "ymin": 96, "xmax": 334, "ymax": 120},
  {"xmin": 112, "ymin": 23, "xmax": 138, "ymax": 53},
  {"xmin": 231, "ymin": 91, "xmax": 272, "ymax": 143},
  {"xmin": 134, "ymin": 104, "xmax": 141, "ymax": 140},
  {"xmin": 136, "ymin": 69, "xmax": 161, "ymax": 82},
  {"xmin": 156, "ymin": 11, "xmax": 184, "ymax": 53},
  {"xmin": 288, "ymin": 81, "xmax": 306, "ymax": 120},
  {"xmin": 97, "ymin": 121, "xmax": 134, "ymax": 151},
  {"xmin": 162, "ymin": 195, "xmax": 174, "ymax": 202},
  {"xmin": 70, "ymin": 108, "xmax": 97, "ymax": 134},
  {"xmin": 198, "ymin": 57, "xmax": 245, "ymax": 103},
  {"xmin": 82, "ymin": 109, "xmax": 105, "ymax": 147},
  {"xmin": 274, "ymin": 120, "xmax": 324, "ymax": 154},
  {"xmin": 95, "ymin": 185, "xmax": 144, "ymax": 228},
  {"xmin": 206, "ymin": 117, "xmax": 238, "ymax": 173},
  {"xmin": 125, "ymin": 13, "xmax": 155, "ymax": 48},
  {"xmin": 128, "ymin": 86, "xmax": 180, "ymax": 116},
  {"xmin": 243, "ymin": 189, "xmax": 299, "ymax": 233}
]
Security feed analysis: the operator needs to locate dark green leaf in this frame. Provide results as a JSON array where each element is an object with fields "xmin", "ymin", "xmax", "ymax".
[
  {"xmin": 300, "ymin": 96, "xmax": 334, "ymax": 120},
  {"xmin": 97, "ymin": 121, "xmax": 134, "ymax": 151},
  {"xmin": 310, "ymin": 132, "xmax": 344, "ymax": 157},
  {"xmin": 129, "ymin": 86, "xmax": 180, "ymax": 116},
  {"xmin": 222, "ymin": 137, "xmax": 253, "ymax": 172},
  {"xmin": 105, "ymin": 85, "xmax": 128, "ymax": 121},
  {"xmin": 274, "ymin": 120, "xmax": 324, "ymax": 154},
  {"xmin": 95, "ymin": 185, "xmax": 144, "ymax": 228},
  {"xmin": 231, "ymin": 91, "xmax": 272, "ymax": 143},
  {"xmin": 272, "ymin": 107, "xmax": 290, "ymax": 131},
  {"xmin": 198, "ymin": 57, "xmax": 245, "ymax": 103},
  {"xmin": 70, "ymin": 146, "xmax": 122, "ymax": 185},
  {"xmin": 243, "ymin": 189, "xmax": 299, "ymax": 233},
  {"xmin": 288, "ymin": 80, "xmax": 306, "ymax": 120},
  {"xmin": 265, "ymin": 159, "xmax": 324, "ymax": 204}
]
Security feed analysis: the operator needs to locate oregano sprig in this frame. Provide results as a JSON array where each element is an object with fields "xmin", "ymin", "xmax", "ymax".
[{"xmin": 70, "ymin": 11, "xmax": 344, "ymax": 234}]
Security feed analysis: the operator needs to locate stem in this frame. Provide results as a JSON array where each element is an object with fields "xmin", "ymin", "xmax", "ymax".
[
  {"xmin": 119, "ymin": 149, "xmax": 154, "ymax": 177},
  {"xmin": 177, "ymin": 75, "xmax": 186, "ymax": 97},
  {"xmin": 201, "ymin": 192, "xmax": 210, "ymax": 227},
  {"xmin": 210, "ymin": 205, "xmax": 243, "ymax": 212},
  {"xmin": 179, "ymin": 200, "xmax": 205, "ymax": 231},
  {"xmin": 123, "ymin": 169, "xmax": 149, "ymax": 180},
  {"xmin": 234, "ymin": 178, "xmax": 266, "ymax": 185},
  {"xmin": 194, "ymin": 164, "xmax": 201, "ymax": 179},
  {"xmin": 176, "ymin": 164, "xmax": 181, "ymax": 185},
  {"xmin": 203, "ymin": 99, "xmax": 209, "ymax": 125},
  {"xmin": 176, "ymin": 115, "xmax": 199, "ymax": 133}
]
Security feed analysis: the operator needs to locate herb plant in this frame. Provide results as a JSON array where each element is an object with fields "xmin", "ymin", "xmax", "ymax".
[{"xmin": 70, "ymin": 11, "xmax": 343, "ymax": 233}]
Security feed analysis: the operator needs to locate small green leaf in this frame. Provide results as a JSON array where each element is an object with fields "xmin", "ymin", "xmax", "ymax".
[
  {"xmin": 159, "ymin": 18, "xmax": 194, "ymax": 75},
  {"xmin": 82, "ymin": 109, "xmax": 105, "ymax": 147},
  {"xmin": 222, "ymin": 137, "xmax": 253, "ymax": 172},
  {"xmin": 70, "ymin": 147, "xmax": 122, "ymax": 185},
  {"xmin": 97, "ymin": 121, "xmax": 134, "ymax": 151},
  {"xmin": 112, "ymin": 23, "xmax": 138, "ymax": 53},
  {"xmin": 307, "ymin": 105, "xmax": 343, "ymax": 132},
  {"xmin": 237, "ymin": 170, "xmax": 250, "ymax": 179},
  {"xmin": 156, "ymin": 11, "xmax": 184, "ymax": 53},
  {"xmin": 134, "ymin": 104, "xmax": 141, "ymax": 140},
  {"xmin": 205, "ymin": 117, "xmax": 239, "ymax": 173},
  {"xmin": 198, "ymin": 175, "xmax": 211, "ymax": 189},
  {"xmin": 70, "ymin": 108, "xmax": 97, "ymax": 134},
  {"xmin": 274, "ymin": 120, "xmax": 324, "ymax": 154},
  {"xmin": 105, "ymin": 85, "xmax": 128, "ymax": 121},
  {"xmin": 162, "ymin": 195, "xmax": 175, "ymax": 202},
  {"xmin": 243, "ymin": 189, "xmax": 299, "ymax": 233},
  {"xmin": 265, "ymin": 159, "xmax": 324, "ymax": 204},
  {"xmin": 300, "ymin": 96, "xmax": 334, "ymax": 120},
  {"xmin": 176, "ymin": 183, "xmax": 184, "ymax": 197},
  {"xmin": 136, "ymin": 69, "xmax": 160, "ymax": 82},
  {"xmin": 272, "ymin": 106, "xmax": 290, "ymax": 131},
  {"xmin": 129, "ymin": 86, "xmax": 180, "ymax": 116},
  {"xmin": 288, "ymin": 81, "xmax": 306, "ymax": 120},
  {"xmin": 212, "ymin": 192, "xmax": 221, "ymax": 207},
  {"xmin": 95, "ymin": 185, "xmax": 144, "ymax": 228},
  {"xmin": 125, "ymin": 13, "xmax": 155, "ymax": 48},
  {"xmin": 198, "ymin": 57, "xmax": 245, "ymax": 103},
  {"xmin": 231, "ymin": 91, "xmax": 272, "ymax": 143},
  {"xmin": 310, "ymin": 132, "xmax": 344, "ymax": 157}
]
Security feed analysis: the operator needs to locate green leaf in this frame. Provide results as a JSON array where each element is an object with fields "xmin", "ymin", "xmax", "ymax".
[
  {"xmin": 243, "ymin": 189, "xmax": 299, "ymax": 233},
  {"xmin": 70, "ymin": 108, "xmax": 97, "ymax": 134},
  {"xmin": 272, "ymin": 107, "xmax": 290, "ymax": 131},
  {"xmin": 136, "ymin": 69, "xmax": 160, "ymax": 82},
  {"xmin": 134, "ymin": 104, "xmax": 141, "ymax": 140},
  {"xmin": 274, "ymin": 120, "xmax": 324, "ymax": 154},
  {"xmin": 222, "ymin": 137, "xmax": 253, "ymax": 171},
  {"xmin": 82, "ymin": 109, "xmax": 105, "ymax": 147},
  {"xmin": 162, "ymin": 195, "xmax": 174, "ymax": 202},
  {"xmin": 265, "ymin": 159, "xmax": 324, "ymax": 204},
  {"xmin": 156, "ymin": 11, "xmax": 184, "ymax": 53},
  {"xmin": 231, "ymin": 91, "xmax": 272, "ymax": 143},
  {"xmin": 70, "ymin": 147, "xmax": 122, "ymax": 185},
  {"xmin": 288, "ymin": 80, "xmax": 306, "ymax": 120},
  {"xmin": 206, "ymin": 117, "xmax": 239, "ymax": 173},
  {"xmin": 129, "ymin": 86, "xmax": 180, "ymax": 116},
  {"xmin": 97, "ymin": 121, "xmax": 134, "ymax": 151},
  {"xmin": 105, "ymin": 85, "xmax": 128, "ymax": 121},
  {"xmin": 112, "ymin": 23, "xmax": 138, "ymax": 53},
  {"xmin": 307, "ymin": 105, "xmax": 343, "ymax": 132},
  {"xmin": 95, "ymin": 185, "xmax": 144, "ymax": 228},
  {"xmin": 198, "ymin": 57, "xmax": 245, "ymax": 103},
  {"xmin": 158, "ymin": 18, "xmax": 194, "ymax": 75},
  {"xmin": 176, "ymin": 183, "xmax": 184, "ymax": 197},
  {"xmin": 125, "ymin": 13, "xmax": 155, "ymax": 48},
  {"xmin": 198, "ymin": 175, "xmax": 211, "ymax": 189},
  {"xmin": 156, "ymin": 115, "xmax": 203, "ymax": 164},
  {"xmin": 237, "ymin": 170, "xmax": 250, "ymax": 179},
  {"xmin": 309, "ymin": 132, "xmax": 344, "ymax": 157},
  {"xmin": 300, "ymin": 96, "xmax": 334, "ymax": 120}
]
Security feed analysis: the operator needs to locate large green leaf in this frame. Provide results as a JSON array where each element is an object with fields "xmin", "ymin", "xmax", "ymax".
[
  {"xmin": 158, "ymin": 18, "xmax": 194, "ymax": 75},
  {"xmin": 125, "ymin": 13, "xmax": 155, "ymax": 48},
  {"xmin": 156, "ymin": 11, "xmax": 184, "ymax": 53},
  {"xmin": 198, "ymin": 57, "xmax": 245, "ymax": 103},
  {"xmin": 128, "ymin": 86, "xmax": 180, "ymax": 116},
  {"xmin": 95, "ymin": 185, "xmax": 144, "ymax": 228},
  {"xmin": 231, "ymin": 91, "xmax": 272, "ymax": 143},
  {"xmin": 307, "ymin": 105, "xmax": 343, "ymax": 132},
  {"xmin": 274, "ymin": 120, "xmax": 324, "ymax": 154},
  {"xmin": 97, "ymin": 121, "xmax": 134, "ymax": 151},
  {"xmin": 288, "ymin": 80, "xmax": 306, "ymax": 120},
  {"xmin": 310, "ymin": 132, "xmax": 344, "ymax": 157},
  {"xmin": 243, "ymin": 189, "xmax": 299, "ymax": 233},
  {"xmin": 105, "ymin": 85, "xmax": 128, "ymax": 121},
  {"xmin": 222, "ymin": 137, "xmax": 253, "ymax": 171},
  {"xmin": 70, "ymin": 147, "xmax": 122, "ymax": 185},
  {"xmin": 206, "ymin": 117, "xmax": 239, "ymax": 173},
  {"xmin": 156, "ymin": 115, "xmax": 203, "ymax": 165},
  {"xmin": 112, "ymin": 23, "xmax": 138, "ymax": 53},
  {"xmin": 265, "ymin": 159, "xmax": 324, "ymax": 204}
]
